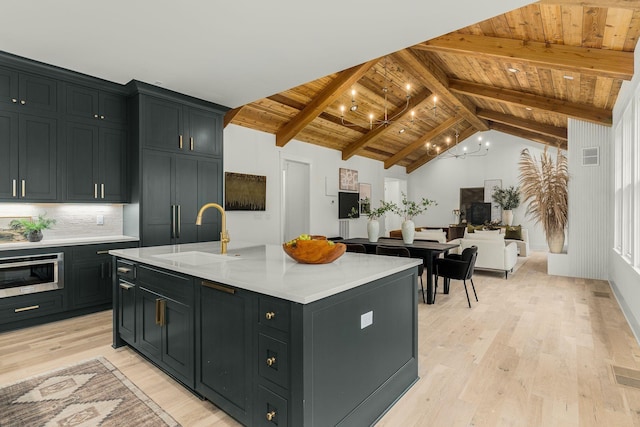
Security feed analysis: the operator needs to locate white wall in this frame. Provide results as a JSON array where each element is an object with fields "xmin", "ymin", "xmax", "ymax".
[
  {"xmin": 406, "ymin": 130, "xmax": 551, "ymax": 250},
  {"xmin": 223, "ymin": 124, "xmax": 407, "ymax": 244}
]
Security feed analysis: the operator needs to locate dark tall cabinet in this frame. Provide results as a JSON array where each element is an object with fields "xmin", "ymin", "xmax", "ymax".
[{"xmin": 126, "ymin": 81, "xmax": 227, "ymax": 247}]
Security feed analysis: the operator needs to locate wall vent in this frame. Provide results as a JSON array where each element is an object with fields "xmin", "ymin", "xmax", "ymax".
[{"xmin": 582, "ymin": 147, "xmax": 600, "ymax": 166}]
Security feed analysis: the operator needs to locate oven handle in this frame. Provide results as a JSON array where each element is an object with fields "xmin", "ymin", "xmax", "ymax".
[{"xmin": 0, "ymin": 258, "xmax": 58, "ymax": 269}]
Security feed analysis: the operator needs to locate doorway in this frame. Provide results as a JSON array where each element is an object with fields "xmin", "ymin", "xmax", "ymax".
[
  {"xmin": 384, "ymin": 177, "xmax": 407, "ymax": 234},
  {"xmin": 281, "ymin": 158, "xmax": 311, "ymax": 241}
]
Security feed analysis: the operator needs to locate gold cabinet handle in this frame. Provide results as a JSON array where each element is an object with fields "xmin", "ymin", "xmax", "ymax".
[
  {"xmin": 96, "ymin": 250, "xmax": 109, "ymax": 255},
  {"xmin": 101, "ymin": 183, "xmax": 105, "ymax": 199},
  {"xmin": 155, "ymin": 299, "xmax": 166, "ymax": 326},
  {"xmin": 202, "ymin": 281, "xmax": 236, "ymax": 294},
  {"xmin": 179, "ymin": 134, "xmax": 183, "ymax": 149},
  {"xmin": 266, "ymin": 356, "xmax": 276, "ymax": 366},
  {"xmin": 100, "ymin": 115, "xmax": 105, "ymax": 120},
  {"xmin": 265, "ymin": 311, "xmax": 275, "ymax": 320},
  {"xmin": 94, "ymin": 114, "xmax": 99, "ymax": 118},
  {"xmin": 15, "ymin": 305, "xmax": 39, "ymax": 313},
  {"xmin": 190, "ymin": 136, "xmax": 194, "ymax": 151},
  {"xmin": 11, "ymin": 98, "xmax": 17, "ymax": 103},
  {"xmin": 21, "ymin": 180, "xmax": 25, "ymax": 197},
  {"xmin": 20, "ymin": 100, "xmax": 25, "ymax": 105},
  {"xmin": 117, "ymin": 267, "xmax": 132, "ymax": 274},
  {"xmin": 12, "ymin": 179, "xmax": 16, "ymax": 197},
  {"xmin": 266, "ymin": 411, "xmax": 276, "ymax": 422},
  {"xmin": 94, "ymin": 183, "xmax": 98, "ymax": 198},
  {"xmin": 119, "ymin": 281, "xmax": 134, "ymax": 290}
]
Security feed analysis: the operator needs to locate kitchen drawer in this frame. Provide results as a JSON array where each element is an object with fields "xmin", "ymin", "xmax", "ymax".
[
  {"xmin": 116, "ymin": 259, "xmax": 136, "ymax": 281},
  {"xmin": 0, "ymin": 291, "xmax": 64, "ymax": 323},
  {"xmin": 255, "ymin": 385, "xmax": 288, "ymax": 427},
  {"xmin": 258, "ymin": 333, "xmax": 289, "ymax": 389},
  {"xmin": 137, "ymin": 264, "xmax": 193, "ymax": 304},
  {"xmin": 258, "ymin": 295, "xmax": 290, "ymax": 333}
]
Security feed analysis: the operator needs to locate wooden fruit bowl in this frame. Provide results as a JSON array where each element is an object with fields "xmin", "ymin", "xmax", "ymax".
[{"xmin": 282, "ymin": 236, "xmax": 346, "ymax": 264}]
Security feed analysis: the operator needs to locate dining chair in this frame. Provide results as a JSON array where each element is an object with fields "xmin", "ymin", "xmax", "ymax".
[
  {"xmin": 375, "ymin": 245, "xmax": 426, "ymax": 303},
  {"xmin": 345, "ymin": 243, "xmax": 367, "ymax": 253},
  {"xmin": 433, "ymin": 246, "xmax": 478, "ymax": 308}
]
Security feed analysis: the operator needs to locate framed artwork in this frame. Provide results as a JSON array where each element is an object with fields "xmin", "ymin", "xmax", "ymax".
[
  {"xmin": 225, "ymin": 172, "xmax": 267, "ymax": 211},
  {"xmin": 339, "ymin": 168, "xmax": 358, "ymax": 191},
  {"xmin": 359, "ymin": 183, "xmax": 371, "ymax": 213}
]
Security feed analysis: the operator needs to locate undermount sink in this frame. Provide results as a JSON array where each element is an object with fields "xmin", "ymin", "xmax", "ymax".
[{"xmin": 153, "ymin": 251, "xmax": 241, "ymax": 266}]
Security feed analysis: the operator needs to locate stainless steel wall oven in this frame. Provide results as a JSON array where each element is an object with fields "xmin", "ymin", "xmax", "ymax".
[{"xmin": 0, "ymin": 252, "xmax": 64, "ymax": 298}]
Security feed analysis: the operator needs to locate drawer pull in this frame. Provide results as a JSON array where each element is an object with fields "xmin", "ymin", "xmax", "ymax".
[
  {"xmin": 155, "ymin": 298, "xmax": 166, "ymax": 326},
  {"xmin": 15, "ymin": 305, "xmax": 39, "ymax": 313},
  {"xmin": 266, "ymin": 356, "xmax": 276, "ymax": 367},
  {"xmin": 117, "ymin": 267, "xmax": 132, "ymax": 274},
  {"xmin": 266, "ymin": 410, "xmax": 276, "ymax": 422},
  {"xmin": 119, "ymin": 282, "xmax": 134, "ymax": 290},
  {"xmin": 96, "ymin": 250, "xmax": 109, "ymax": 255},
  {"xmin": 202, "ymin": 281, "xmax": 235, "ymax": 295},
  {"xmin": 265, "ymin": 311, "xmax": 275, "ymax": 320}
]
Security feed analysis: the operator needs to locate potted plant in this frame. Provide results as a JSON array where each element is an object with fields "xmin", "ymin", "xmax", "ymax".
[
  {"xmin": 519, "ymin": 147, "xmax": 568, "ymax": 253},
  {"xmin": 390, "ymin": 192, "xmax": 437, "ymax": 244},
  {"xmin": 359, "ymin": 198, "xmax": 393, "ymax": 242},
  {"xmin": 10, "ymin": 213, "xmax": 56, "ymax": 242},
  {"xmin": 492, "ymin": 185, "xmax": 521, "ymax": 226}
]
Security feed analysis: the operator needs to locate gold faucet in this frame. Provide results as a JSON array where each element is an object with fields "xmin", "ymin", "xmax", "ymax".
[{"xmin": 195, "ymin": 203, "xmax": 229, "ymax": 254}]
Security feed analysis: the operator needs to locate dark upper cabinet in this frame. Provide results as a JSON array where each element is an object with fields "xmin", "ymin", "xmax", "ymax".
[
  {"xmin": 66, "ymin": 83, "xmax": 127, "ymax": 124},
  {"xmin": 65, "ymin": 121, "xmax": 127, "ymax": 202},
  {"xmin": 0, "ymin": 114, "xmax": 58, "ymax": 201},
  {"xmin": 0, "ymin": 66, "xmax": 57, "ymax": 113},
  {"xmin": 142, "ymin": 94, "xmax": 222, "ymax": 157},
  {"xmin": 141, "ymin": 150, "xmax": 221, "ymax": 246}
]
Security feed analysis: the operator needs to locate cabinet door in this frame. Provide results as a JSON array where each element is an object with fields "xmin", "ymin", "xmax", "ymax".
[
  {"xmin": 197, "ymin": 282, "xmax": 252, "ymax": 422},
  {"xmin": 0, "ymin": 111, "xmax": 19, "ymax": 199},
  {"xmin": 118, "ymin": 279, "xmax": 136, "ymax": 343},
  {"xmin": 197, "ymin": 158, "xmax": 222, "ymax": 242},
  {"xmin": 143, "ymin": 96, "xmax": 183, "ymax": 152},
  {"xmin": 174, "ymin": 156, "xmax": 198, "ymax": 244},
  {"xmin": 186, "ymin": 107, "xmax": 222, "ymax": 156},
  {"xmin": 66, "ymin": 84, "xmax": 99, "ymax": 120},
  {"xmin": 137, "ymin": 287, "xmax": 163, "ymax": 358},
  {"xmin": 162, "ymin": 297, "xmax": 194, "ymax": 385},
  {"xmin": 100, "ymin": 126, "xmax": 127, "ymax": 202},
  {"xmin": 66, "ymin": 122, "xmax": 98, "ymax": 201},
  {"xmin": 99, "ymin": 92, "xmax": 127, "ymax": 124},
  {"xmin": 0, "ymin": 66, "xmax": 19, "ymax": 108},
  {"xmin": 70, "ymin": 257, "xmax": 111, "ymax": 308},
  {"xmin": 141, "ymin": 150, "xmax": 173, "ymax": 247},
  {"xmin": 20, "ymin": 72, "xmax": 57, "ymax": 113},
  {"xmin": 18, "ymin": 114, "xmax": 57, "ymax": 200}
]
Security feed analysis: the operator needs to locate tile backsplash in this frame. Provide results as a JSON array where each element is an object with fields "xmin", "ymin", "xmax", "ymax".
[{"xmin": 0, "ymin": 204, "xmax": 124, "ymax": 239}]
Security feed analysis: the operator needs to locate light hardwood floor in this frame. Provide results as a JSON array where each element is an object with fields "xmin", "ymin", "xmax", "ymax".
[{"xmin": 2, "ymin": 251, "xmax": 640, "ymax": 426}]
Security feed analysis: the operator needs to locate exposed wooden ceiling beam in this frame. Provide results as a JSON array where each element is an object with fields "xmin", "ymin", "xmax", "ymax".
[
  {"xmin": 449, "ymin": 79, "xmax": 612, "ymax": 126},
  {"xmin": 393, "ymin": 49, "xmax": 489, "ymax": 131},
  {"xmin": 415, "ymin": 33, "xmax": 634, "ymax": 81},
  {"xmin": 341, "ymin": 89, "xmax": 433, "ymax": 161},
  {"xmin": 275, "ymin": 58, "xmax": 378, "ymax": 147},
  {"xmin": 406, "ymin": 127, "xmax": 477, "ymax": 173},
  {"xmin": 224, "ymin": 106, "xmax": 243, "ymax": 128},
  {"xmin": 477, "ymin": 109, "xmax": 568, "ymax": 140},
  {"xmin": 538, "ymin": 0, "xmax": 640, "ymax": 9},
  {"xmin": 384, "ymin": 116, "xmax": 461, "ymax": 169},
  {"xmin": 489, "ymin": 122, "xmax": 568, "ymax": 150}
]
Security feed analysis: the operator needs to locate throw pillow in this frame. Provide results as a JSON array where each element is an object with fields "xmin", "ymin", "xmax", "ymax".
[
  {"xmin": 504, "ymin": 225, "xmax": 523, "ymax": 240},
  {"xmin": 470, "ymin": 232, "xmax": 505, "ymax": 241},
  {"xmin": 475, "ymin": 229, "xmax": 501, "ymax": 235}
]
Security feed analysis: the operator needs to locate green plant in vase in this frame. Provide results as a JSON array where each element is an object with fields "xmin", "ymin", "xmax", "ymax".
[
  {"xmin": 359, "ymin": 198, "xmax": 394, "ymax": 242},
  {"xmin": 492, "ymin": 185, "xmax": 521, "ymax": 226},
  {"xmin": 390, "ymin": 192, "xmax": 437, "ymax": 244},
  {"xmin": 10, "ymin": 213, "xmax": 56, "ymax": 242}
]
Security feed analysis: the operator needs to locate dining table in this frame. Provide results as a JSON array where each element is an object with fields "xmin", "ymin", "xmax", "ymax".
[{"xmin": 340, "ymin": 237, "xmax": 460, "ymax": 304}]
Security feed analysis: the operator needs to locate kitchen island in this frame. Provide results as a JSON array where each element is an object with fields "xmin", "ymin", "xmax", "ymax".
[{"xmin": 111, "ymin": 241, "xmax": 421, "ymax": 426}]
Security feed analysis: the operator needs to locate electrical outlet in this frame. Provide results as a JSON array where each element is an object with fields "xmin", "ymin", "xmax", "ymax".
[{"xmin": 96, "ymin": 215, "xmax": 104, "ymax": 225}]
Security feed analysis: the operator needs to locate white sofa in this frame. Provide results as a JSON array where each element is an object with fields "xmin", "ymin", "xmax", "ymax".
[
  {"xmin": 463, "ymin": 227, "xmax": 530, "ymax": 257},
  {"xmin": 449, "ymin": 231, "xmax": 518, "ymax": 278}
]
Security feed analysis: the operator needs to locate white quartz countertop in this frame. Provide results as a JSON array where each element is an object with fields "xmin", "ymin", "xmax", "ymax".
[
  {"xmin": 0, "ymin": 235, "xmax": 139, "ymax": 251},
  {"xmin": 109, "ymin": 241, "xmax": 422, "ymax": 304}
]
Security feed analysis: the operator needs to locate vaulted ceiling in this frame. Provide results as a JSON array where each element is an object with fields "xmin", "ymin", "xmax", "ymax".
[{"xmin": 227, "ymin": 0, "xmax": 640, "ymax": 173}]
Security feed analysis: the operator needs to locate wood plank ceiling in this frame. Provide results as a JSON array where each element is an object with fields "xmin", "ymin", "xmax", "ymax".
[{"xmin": 226, "ymin": 1, "xmax": 640, "ymax": 173}]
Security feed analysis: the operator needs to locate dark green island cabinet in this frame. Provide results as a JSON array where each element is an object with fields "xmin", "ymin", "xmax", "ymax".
[{"xmin": 111, "ymin": 242, "xmax": 420, "ymax": 426}]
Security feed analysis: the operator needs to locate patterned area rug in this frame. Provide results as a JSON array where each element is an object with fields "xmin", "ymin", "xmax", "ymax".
[{"xmin": 0, "ymin": 357, "xmax": 180, "ymax": 426}]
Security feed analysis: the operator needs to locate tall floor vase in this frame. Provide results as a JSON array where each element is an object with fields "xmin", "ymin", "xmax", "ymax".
[
  {"xmin": 367, "ymin": 219, "xmax": 380, "ymax": 243},
  {"xmin": 547, "ymin": 230, "xmax": 565, "ymax": 253},
  {"xmin": 401, "ymin": 219, "xmax": 415, "ymax": 244}
]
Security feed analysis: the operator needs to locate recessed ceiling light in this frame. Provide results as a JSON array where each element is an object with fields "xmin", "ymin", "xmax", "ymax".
[
  {"xmin": 563, "ymin": 75, "xmax": 574, "ymax": 80},
  {"xmin": 525, "ymin": 107, "xmax": 533, "ymax": 111},
  {"xmin": 507, "ymin": 68, "xmax": 519, "ymax": 73}
]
